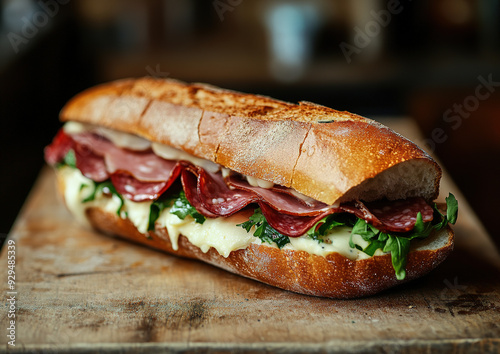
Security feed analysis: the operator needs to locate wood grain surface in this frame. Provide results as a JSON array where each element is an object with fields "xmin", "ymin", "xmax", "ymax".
[{"xmin": 1, "ymin": 118, "xmax": 500, "ymax": 353}]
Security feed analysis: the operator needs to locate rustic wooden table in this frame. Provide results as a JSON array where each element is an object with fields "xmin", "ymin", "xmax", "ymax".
[{"xmin": 1, "ymin": 118, "xmax": 500, "ymax": 353}]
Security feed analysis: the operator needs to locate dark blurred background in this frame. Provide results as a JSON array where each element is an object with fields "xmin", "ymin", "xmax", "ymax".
[{"xmin": 0, "ymin": 0, "xmax": 499, "ymax": 245}]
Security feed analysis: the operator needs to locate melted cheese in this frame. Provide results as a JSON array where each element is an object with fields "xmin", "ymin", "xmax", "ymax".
[
  {"xmin": 63, "ymin": 121, "xmax": 151, "ymax": 151},
  {"xmin": 59, "ymin": 168, "xmax": 382, "ymax": 261},
  {"xmin": 59, "ymin": 167, "xmax": 122, "ymax": 227},
  {"xmin": 161, "ymin": 210, "xmax": 255, "ymax": 257},
  {"xmin": 246, "ymin": 176, "xmax": 274, "ymax": 189},
  {"xmin": 151, "ymin": 143, "xmax": 220, "ymax": 173}
]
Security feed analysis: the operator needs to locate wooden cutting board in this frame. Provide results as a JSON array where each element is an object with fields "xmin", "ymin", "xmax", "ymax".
[{"xmin": 1, "ymin": 118, "xmax": 500, "ymax": 353}]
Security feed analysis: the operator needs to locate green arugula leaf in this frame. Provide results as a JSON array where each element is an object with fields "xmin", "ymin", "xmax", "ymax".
[
  {"xmin": 237, "ymin": 208, "xmax": 290, "ymax": 248},
  {"xmin": 148, "ymin": 197, "xmax": 175, "ymax": 231},
  {"xmin": 348, "ymin": 193, "xmax": 459, "ymax": 280},
  {"xmin": 81, "ymin": 180, "xmax": 124, "ymax": 216},
  {"xmin": 383, "ymin": 235, "xmax": 411, "ymax": 280},
  {"xmin": 362, "ymin": 239, "xmax": 385, "ymax": 257},
  {"xmin": 446, "ymin": 193, "xmax": 458, "ymax": 225},
  {"xmin": 308, "ymin": 213, "xmax": 357, "ymax": 243},
  {"xmin": 56, "ymin": 150, "xmax": 76, "ymax": 169},
  {"xmin": 351, "ymin": 218, "xmax": 379, "ymax": 241},
  {"xmin": 170, "ymin": 191, "xmax": 206, "ymax": 224},
  {"xmin": 410, "ymin": 212, "xmax": 434, "ymax": 239}
]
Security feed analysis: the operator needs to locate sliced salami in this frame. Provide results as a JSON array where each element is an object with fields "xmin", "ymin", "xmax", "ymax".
[
  {"xmin": 197, "ymin": 169, "xmax": 257, "ymax": 216},
  {"xmin": 259, "ymin": 203, "xmax": 332, "ymax": 237},
  {"xmin": 111, "ymin": 163, "xmax": 182, "ymax": 202},
  {"xmin": 364, "ymin": 197, "xmax": 434, "ymax": 232},
  {"xmin": 180, "ymin": 168, "xmax": 219, "ymax": 218},
  {"xmin": 74, "ymin": 144, "xmax": 109, "ymax": 182},
  {"xmin": 44, "ymin": 129, "xmax": 74, "ymax": 165},
  {"xmin": 105, "ymin": 148, "xmax": 177, "ymax": 182},
  {"xmin": 45, "ymin": 128, "xmax": 436, "ymax": 237},
  {"xmin": 72, "ymin": 132, "xmax": 176, "ymax": 182},
  {"xmin": 71, "ymin": 132, "xmax": 115, "ymax": 157},
  {"xmin": 226, "ymin": 175, "xmax": 333, "ymax": 215}
]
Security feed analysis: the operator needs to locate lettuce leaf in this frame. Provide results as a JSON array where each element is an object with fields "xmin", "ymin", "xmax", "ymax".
[
  {"xmin": 148, "ymin": 191, "xmax": 206, "ymax": 231},
  {"xmin": 148, "ymin": 197, "xmax": 175, "ymax": 231},
  {"xmin": 56, "ymin": 150, "xmax": 76, "ymax": 169},
  {"xmin": 237, "ymin": 208, "xmax": 290, "ymax": 248},
  {"xmin": 308, "ymin": 213, "xmax": 356, "ymax": 243},
  {"xmin": 81, "ymin": 180, "xmax": 125, "ymax": 216},
  {"xmin": 169, "ymin": 191, "xmax": 206, "ymax": 224}
]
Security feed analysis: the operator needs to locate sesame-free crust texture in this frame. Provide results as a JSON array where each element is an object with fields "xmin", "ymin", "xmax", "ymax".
[
  {"xmin": 82, "ymin": 204, "xmax": 453, "ymax": 299},
  {"xmin": 60, "ymin": 77, "xmax": 441, "ymax": 205}
]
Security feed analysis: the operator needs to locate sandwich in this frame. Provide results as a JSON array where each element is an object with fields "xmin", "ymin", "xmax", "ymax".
[{"xmin": 44, "ymin": 77, "xmax": 458, "ymax": 298}]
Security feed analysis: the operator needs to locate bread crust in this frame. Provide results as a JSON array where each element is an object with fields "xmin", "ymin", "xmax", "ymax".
[
  {"xmin": 83, "ymin": 205, "xmax": 453, "ymax": 299},
  {"xmin": 60, "ymin": 77, "xmax": 441, "ymax": 205}
]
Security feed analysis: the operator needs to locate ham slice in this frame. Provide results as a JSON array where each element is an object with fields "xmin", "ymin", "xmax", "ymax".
[{"xmin": 45, "ymin": 129, "xmax": 435, "ymax": 237}]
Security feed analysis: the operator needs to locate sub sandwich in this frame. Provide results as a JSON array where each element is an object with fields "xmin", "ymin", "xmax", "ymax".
[{"xmin": 44, "ymin": 77, "xmax": 457, "ymax": 298}]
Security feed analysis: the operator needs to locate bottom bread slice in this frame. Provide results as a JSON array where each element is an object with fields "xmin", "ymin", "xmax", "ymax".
[{"xmin": 84, "ymin": 206, "xmax": 454, "ymax": 299}]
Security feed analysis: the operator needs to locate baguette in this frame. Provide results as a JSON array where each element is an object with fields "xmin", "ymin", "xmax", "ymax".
[
  {"xmin": 45, "ymin": 77, "xmax": 456, "ymax": 298},
  {"xmin": 60, "ymin": 77, "xmax": 440, "ymax": 205}
]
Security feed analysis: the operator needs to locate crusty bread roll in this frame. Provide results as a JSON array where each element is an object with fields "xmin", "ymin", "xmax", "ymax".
[
  {"xmin": 60, "ymin": 77, "xmax": 441, "ymax": 205},
  {"xmin": 55, "ymin": 170, "xmax": 453, "ymax": 299},
  {"xmin": 49, "ymin": 77, "xmax": 455, "ymax": 298}
]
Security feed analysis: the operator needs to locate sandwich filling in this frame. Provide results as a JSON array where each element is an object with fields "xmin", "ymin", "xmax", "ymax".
[{"xmin": 45, "ymin": 122, "xmax": 458, "ymax": 280}]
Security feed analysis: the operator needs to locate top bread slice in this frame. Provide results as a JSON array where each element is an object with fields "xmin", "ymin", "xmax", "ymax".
[{"xmin": 60, "ymin": 77, "xmax": 441, "ymax": 205}]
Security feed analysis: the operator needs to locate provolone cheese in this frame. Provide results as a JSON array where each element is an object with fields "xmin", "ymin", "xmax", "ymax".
[
  {"xmin": 59, "ymin": 167, "xmax": 383, "ymax": 261},
  {"xmin": 63, "ymin": 121, "xmax": 151, "ymax": 151},
  {"xmin": 151, "ymin": 142, "xmax": 220, "ymax": 173}
]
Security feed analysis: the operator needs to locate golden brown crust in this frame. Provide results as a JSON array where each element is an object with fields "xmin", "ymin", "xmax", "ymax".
[
  {"xmin": 84, "ymin": 205, "xmax": 453, "ymax": 299},
  {"xmin": 60, "ymin": 77, "xmax": 441, "ymax": 205}
]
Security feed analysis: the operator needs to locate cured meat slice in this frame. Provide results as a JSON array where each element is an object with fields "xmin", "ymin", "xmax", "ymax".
[
  {"xmin": 45, "ymin": 128, "xmax": 436, "ymax": 237},
  {"xmin": 74, "ymin": 144, "xmax": 109, "ymax": 182},
  {"xmin": 197, "ymin": 169, "xmax": 257, "ymax": 216},
  {"xmin": 259, "ymin": 203, "xmax": 332, "ymax": 237},
  {"xmin": 110, "ymin": 163, "xmax": 182, "ymax": 202},
  {"xmin": 71, "ymin": 132, "xmax": 116, "ymax": 156},
  {"xmin": 226, "ymin": 176, "xmax": 333, "ymax": 215},
  {"xmin": 181, "ymin": 168, "xmax": 218, "ymax": 218},
  {"xmin": 341, "ymin": 198, "xmax": 433, "ymax": 233},
  {"xmin": 44, "ymin": 130, "xmax": 74, "ymax": 165},
  {"xmin": 365, "ymin": 198, "xmax": 434, "ymax": 232},
  {"xmin": 72, "ymin": 132, "xmax": 176, "ymax": 182},
  {"xmin": 105, "ymin": 148, "xmax": 177, "ymax": 182}
]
